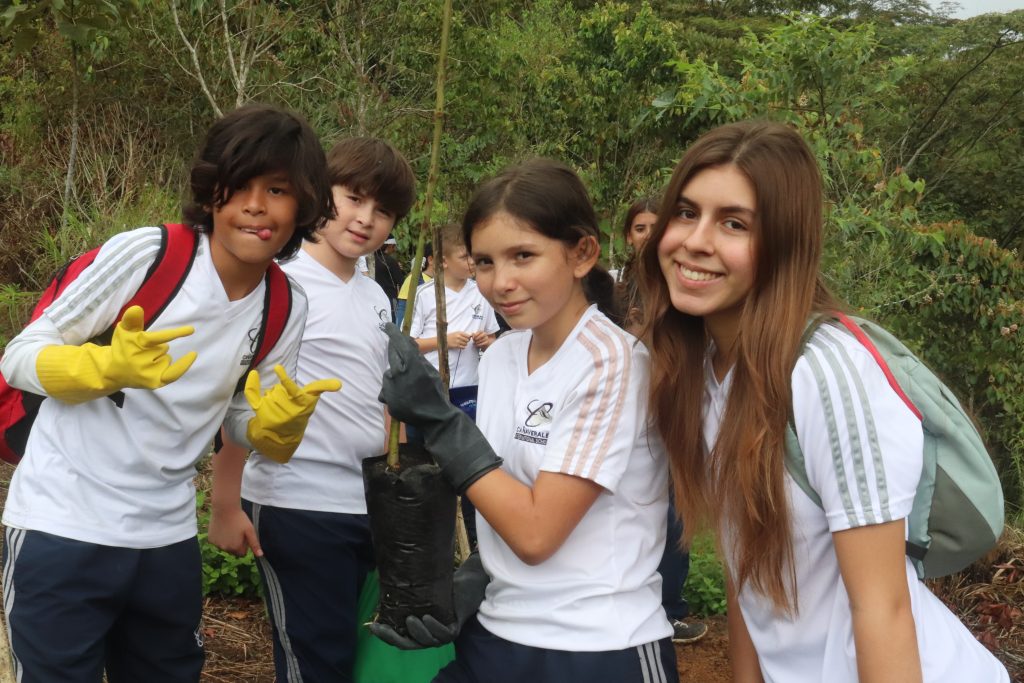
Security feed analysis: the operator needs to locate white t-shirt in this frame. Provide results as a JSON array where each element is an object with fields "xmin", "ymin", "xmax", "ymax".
[
  {"xmin": 704, "ymin": 323, "xmax": 1009, "ymax": 683},
  {"xmin": 409, "ymin": 279, "xmax": 499, "ymax": 388},
  {"xmin": 474, "ymin": 305, "xmax": 672, "ymax": 651},
  {"xmin": 1, "ymin": 227, "xmax": 307, "ymax": 548},
  {"xmin": 242, "ymin": 249, "xmax": 391, "ymax": 514}
]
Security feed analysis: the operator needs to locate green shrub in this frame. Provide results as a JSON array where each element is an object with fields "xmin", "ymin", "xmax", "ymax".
[
  {"xmin": 195, "ymin": 491, "xmax": 263, "ymax": 598},
  {"xmin": 877, "ymin": 223, "xmax": 1024, "ymax": 521},
  {"xmin": 682, "ymin": 534, "xmax": 728, "ymax": 617}
]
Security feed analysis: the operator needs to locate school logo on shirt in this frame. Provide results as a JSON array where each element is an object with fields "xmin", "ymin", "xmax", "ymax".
[
  {"xmin": 471, "ymin": 303, "xmax": 484, "ymax": 321},
  {"xmin": 240, "ymin": 324, "xmax": 260, "ymax": 366},
  {"xmin": 373, "ymin": 305, "xmax": 390, "ymax": 331},
  {"xmin": 515, "ymin": 399, "xmax": 553, "ymax": 445}
]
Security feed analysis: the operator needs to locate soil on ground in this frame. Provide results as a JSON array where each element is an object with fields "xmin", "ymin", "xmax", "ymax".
[
  {"xmin": 0, "ymin": 464, "xmax": 1019, "ymax": 682},
  {"xmin": 201, "ymin": 606, "xmax": 733, "ymax": 682}
]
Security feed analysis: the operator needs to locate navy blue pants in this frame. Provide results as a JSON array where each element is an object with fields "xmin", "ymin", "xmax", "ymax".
[
  {"xmin": 658, "ymin": 495, "xmax": 690, "ymax": 621},
  {"xmin": 243, "ymin": 500, "xmax": 374, "ymax": 683},
  {"xmin": 2, "ymin": 528, "xmax": 203, "ymax": 683},
  {"xmin": 435, "ymin": 617, "xmax": 678, "ymax": 683}
]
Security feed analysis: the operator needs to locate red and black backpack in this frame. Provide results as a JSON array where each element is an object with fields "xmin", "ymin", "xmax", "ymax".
[{"xmin": 0, "ymin": 223, "xmax": 291, "ymax": 465}]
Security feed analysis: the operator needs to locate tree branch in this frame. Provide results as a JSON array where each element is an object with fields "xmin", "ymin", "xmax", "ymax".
[{"xmin": 170, "ymin": 0, "xmax": 222, "ymax": 117}]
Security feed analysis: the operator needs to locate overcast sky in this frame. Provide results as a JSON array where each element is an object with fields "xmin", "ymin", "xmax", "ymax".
[{"xmin": 940, "ymin": 0, "xmax": 1022, "ymax": 17}]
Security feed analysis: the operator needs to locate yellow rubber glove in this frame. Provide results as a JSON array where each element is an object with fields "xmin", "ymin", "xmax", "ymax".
[
  {"xmin": 245, "ymin": 365, "xmax": 342, "ymax": 464},
  {"xmin": 36, "ymin": 305, "xmax": 197, "ymax": 404}
]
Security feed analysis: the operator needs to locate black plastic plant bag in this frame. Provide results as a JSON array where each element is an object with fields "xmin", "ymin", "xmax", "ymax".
[{"xmin": 362, "ymin": 444, "xmax": 457, "ymax": 635}]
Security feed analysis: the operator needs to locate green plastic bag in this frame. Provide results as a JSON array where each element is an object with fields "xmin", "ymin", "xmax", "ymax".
[{"xmin": 354, "ymin": 570, "xmax": 455, "ymax": 683}]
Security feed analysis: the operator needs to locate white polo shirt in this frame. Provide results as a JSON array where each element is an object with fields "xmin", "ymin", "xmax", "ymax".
[
  {"xmin": 242, "ymin": 248, "xmax": 391, "ymax": 514},
  {"xmin": 473, "ymin": 305, "xmax": 672, "ymax": 651},
  {"xmin": 705, "ymin": 323, "xmax": 1009, "ymax": 683},
  {"xmin": 1, "ymin": 227, "xmax": 306, "ymax": 548},
  {"xmin": 410, "ymin": 279, "xmax": 499, "ymax": 388}
]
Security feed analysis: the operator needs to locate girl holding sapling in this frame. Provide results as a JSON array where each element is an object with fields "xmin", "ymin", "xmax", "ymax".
[{"xmin": 374, "ymin": 158, "xmax": 677, "ymax": 683}]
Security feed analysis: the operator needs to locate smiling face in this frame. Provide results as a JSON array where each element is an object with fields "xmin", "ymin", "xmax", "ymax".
[
  {"xmin": 657, "ymin": 164, "xmax": 757, "ymax": 349},
  {"xmin": 305, "ymin": 184, "xmax": 397, "ymax": 278},
  {"xmin": 626, "ymin": 210, "xmax": 658, "ymax": 250},
  {"xmin": 209, "ymin": 170, "xmax": 299, "ymax": 284},
  {"xmin": 470, "ymin": 211, "xmax": 595, "ymax": 346}
]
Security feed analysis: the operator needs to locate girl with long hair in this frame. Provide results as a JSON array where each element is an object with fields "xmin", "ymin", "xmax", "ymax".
[
  {"xmin": 375, "ymin": 158, "xmax": 677, "ymax": 683},
  {"xmin": 617, "ymin": 197, "xmax": 659, "ymax": 332},
  {"xmin": 638, "ymin": 120, "xmax": 1008, "ymax": 682}
]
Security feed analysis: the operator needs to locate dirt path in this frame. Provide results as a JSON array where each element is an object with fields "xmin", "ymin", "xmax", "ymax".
[
  {"xmin": 201, "ymin": 598, "xmax": 735, "ymax": 683},
  {"xmin": 676, "ymin": 616, "xmax": 731, "ymax": 682}
]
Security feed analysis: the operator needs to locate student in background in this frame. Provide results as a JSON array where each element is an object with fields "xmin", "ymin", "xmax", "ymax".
[
  {"xmin": 409, "ymin": 223, "xmax": 500, "ymax": 546},
  {"xmin": 639, "ymin": 120, "xmax": 1008, "ymax": 683},
  {"xmin": 410, "ymin": 222, "xmax": 500, "ymax": 398},
  {"xmin": 615, "ymin": 197, "xmax": 658, "ymax": 332},
  {"xmin": 375, "ymin": 237, "xmax": 406, "ymax": 317},
  {"xmin": 396, "ymin": 242, "xmax": 434, "ymax": 324}
]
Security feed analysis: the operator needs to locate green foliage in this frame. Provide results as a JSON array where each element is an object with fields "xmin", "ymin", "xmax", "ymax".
[
  {"xmin": 0, "ymin": 0, "xmax": 137, "ymax": 54},
  {"xmin": 1, "ymin": 0, "xmax": 1021, "ymax": 523},
  {"xmin": 0, "ymin": 284, "xmax": 36, "ymax": 350},
  {"xmin": 682, "ymin": 534, "xmax": 728, "ymax": 617},
  {"xmin": 655, "ymin": 11, "xmax": 1024, "ymax": 513},
  {"xmin": 195, "ymin": 491, "xmax": 263, "ymax": 598},
  {"xmin": 878, "ymin": 225, "xmax": 1024, "ymax": 517},
  {"xmin": 23, "ymin": 184, "xmax": 180, "ymax": 290}
]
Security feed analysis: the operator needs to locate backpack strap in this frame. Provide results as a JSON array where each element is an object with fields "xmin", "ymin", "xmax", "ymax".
[
  {"xmin": 104, "ymin": 224, "xmax": 198, "ymax": 408},
  {"xmin": 232, "ymin": 262, "xmax": 293, "ymax": 394},
  {"xmin": 119, "ymin": 224, "xmax": 200, "ymax": 329},
  {"xmin": 833, "ymin": 312, "xmax": 921, "ymax": 420}
]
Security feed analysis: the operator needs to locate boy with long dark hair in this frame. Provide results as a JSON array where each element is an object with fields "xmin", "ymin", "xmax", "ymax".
[{"xmin": 0, "ymin": 103, "xmax": 339, "ymax": 682}]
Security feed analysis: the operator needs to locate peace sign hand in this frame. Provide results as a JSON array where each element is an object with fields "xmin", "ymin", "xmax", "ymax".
[{"xmin": 244, "ymin": 365, "xmax": 342, "ymax": 464}]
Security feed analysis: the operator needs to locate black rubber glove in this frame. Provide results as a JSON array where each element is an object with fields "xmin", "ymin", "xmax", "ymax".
[
  {"xmin": 379, "ymin": 323, "xmax": 502, "ymax": 493},
  {"xmin": 369, "ymin": 552, "xmax": 489, "ymax": 650}
]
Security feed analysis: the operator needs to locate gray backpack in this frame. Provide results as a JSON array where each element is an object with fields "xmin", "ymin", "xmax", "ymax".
[{"xmin": 784, "ymin": 313, "xmax": 1004, "ymax": 579}]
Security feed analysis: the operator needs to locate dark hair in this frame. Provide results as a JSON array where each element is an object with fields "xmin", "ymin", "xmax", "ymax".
[
  {"xmin": 462, "ymin": 158, "xmax": 620, "ymax": 322},
  {"xmin": 183, "ymin": 103, "xmax": 333, "ymax": 261},
  {"xmin": 326, "ymin": 137, "xmax": 416, "ymax": 221},
  {"xmin": 617, "ymin": 196, "xmax": 660, "ymax": 327},
  {"xmin": 621, "ymin": 196, "xmax": 659, "ymax": 240}
]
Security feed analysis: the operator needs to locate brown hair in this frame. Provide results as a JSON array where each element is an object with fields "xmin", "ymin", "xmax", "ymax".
[
  {"xmin": 637, "ymin": 121, "xmax": 840, "ymax": 612},
  {"xmin": 326, "ymin": 137, "xmax": 416, "ymax": 221},
  {"xmin": 617, "ymin": 196, "xmax": 660, "ymax": 327},
  {"xmin": 440, "ymin": 222, "xmax": 465, "ymax": 258},
  {"xmin": 621, "ymin": 196, "xmax": 659, "ymax": 241}
]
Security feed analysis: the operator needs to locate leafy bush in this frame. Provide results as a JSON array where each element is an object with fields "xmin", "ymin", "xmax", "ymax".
[
  {"xmin": 195, "ymin": 491, "xmax": 263, "ymax": 598},
  {"xmin": 683, "ymin": 534, "xmax": 728, "ymax": 617},
  {"xmin": 878, "ymin": 224, "xmax": 1024, "ymax": 522}
]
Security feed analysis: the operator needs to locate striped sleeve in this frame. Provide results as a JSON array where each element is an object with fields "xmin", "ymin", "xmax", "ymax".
[
  {"xmin": 45, "ymin": 226, "xmax": 163, "ymax": 340},
  {"xmin": 539, "ymin": 316, "xmax": 642, "ymax": 492},
  {"xmin": 0, "ymin": 227, "xmax": 162, "ymax": 394},
  {"xmin": 791, "ymin": 324, "xmax": 923, "ymax": 532}
]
